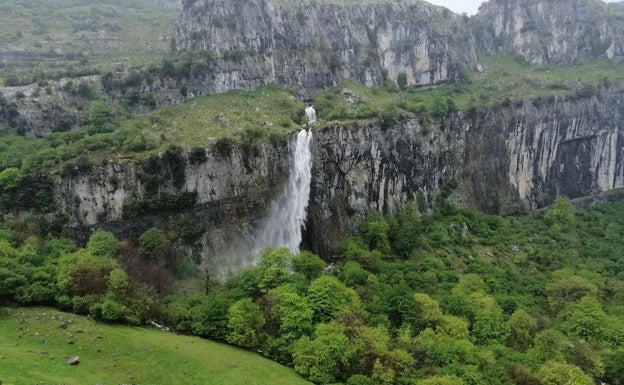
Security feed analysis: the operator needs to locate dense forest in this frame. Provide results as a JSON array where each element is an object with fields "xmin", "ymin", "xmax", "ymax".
[{"xmin": 1, "ymin": 194, "xmax": 623, "ymax": 385}]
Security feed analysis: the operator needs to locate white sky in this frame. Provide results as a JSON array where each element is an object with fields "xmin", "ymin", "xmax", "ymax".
[{"xmin": 426, "ymin": 0, "xmax": 621, "ymax": 15}]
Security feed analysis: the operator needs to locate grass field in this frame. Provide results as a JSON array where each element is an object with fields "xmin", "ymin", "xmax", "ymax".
[{"xmin": 0, "ymin": 307, "xmax": 311, "ymax": 385}]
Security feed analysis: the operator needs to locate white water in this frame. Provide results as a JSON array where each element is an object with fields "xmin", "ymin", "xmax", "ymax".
[
  {"xmin": 202, "ymin": 129, "xmax": 314, "ymax": 280},
  {"xmin": 305, "ymin": 106, "xmax": 317, "ymax": 124},
  {"xmin": 252, "ymin": 128, "xmax": 313, "ymax": 255}
]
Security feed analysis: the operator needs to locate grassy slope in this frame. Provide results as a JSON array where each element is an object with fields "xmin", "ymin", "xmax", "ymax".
[
  {"xmin": 0, "ymin": 307, "xmax": 311, "ymax": 385},
  {"xmin": 0, "ymin": 86, "xmax": 305, "ymax": 172},
  {"xmin": 1, "ymin": 54, "xmax": 623, "ymax": 173},
  {"xmin": 0, "ymin": 0, "xmax": 180, "ymax": 83},
  {"xmin": 311, "ymin": 53, "xmax": 624, "ymax": 124}
]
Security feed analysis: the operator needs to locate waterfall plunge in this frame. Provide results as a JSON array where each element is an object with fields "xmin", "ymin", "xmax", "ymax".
[
  {"xmin": 204, "ymin": 129, "xmax": 314, "ymax": 280},
  {"xmin": 252, "ymin": 128, "xmax": 313, "ymax": 256}
]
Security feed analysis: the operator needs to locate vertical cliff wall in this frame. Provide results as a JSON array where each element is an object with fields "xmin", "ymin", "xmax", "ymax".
[
  {"xmin": 304, "ymin": 87, "xmax": 624, "ymax": 254},
  {"xmin": 474, "ymin": 0, "xmax": 624, "ymax": 64},
  {"xmin": 52, "ymin": 86, "xmax": 624, "ymax": 265},
  {"xmin": 172, "ymin": 0, "xmax": 478, "ymax": 94}
]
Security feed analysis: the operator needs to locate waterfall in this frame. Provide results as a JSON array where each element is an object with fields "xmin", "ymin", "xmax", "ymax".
[
  {"xmin": 305, "ymin": 105, "xmax": 317, "ymax": 124},
  {"xmin": 202, "ymin": 128, "xmax": 314, "ymax": 280},
  {"xmin": 252, "ymin": 128, "xmax": 313, "ymax": 255}
]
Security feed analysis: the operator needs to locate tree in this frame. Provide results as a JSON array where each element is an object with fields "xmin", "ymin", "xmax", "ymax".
[
  {"xmin": 431, "ymin": 95, "xmax": 448, "ymax": 117},
  {"xmin": 544, "ymin": 196, "xmax": 574, "ymax": 231},
  {"xmin": 307, "ymin": 275, "xmax": 359, "ymax": 323},
  {"xmin": 226, "ymin": 298, "xmax": 265, "ymax": 348},
  {"xmin": 561, "ymin": 295, "xmax": 607, "ymax": 342},
  {"xmin": 436, "ymin": 315, "xmax": 470, "ymax": 339},
  {"xmin": 270, "ymin": 285, "xmax": 314, "ymax": 340},
  {"xmin": 359, "ymin": 212, "xmax": 391, "ymax": 254},
  {"xmin": 536, "ymin": 361, "xmax": 592, "ymax": 385},
  {"xmin": 190, "ymin": 293, "xmax": 232, "ymax": 341},
  {"xmin": 107, "ymin": 267, "xmax": 129, "ymax": 298},
  {"xmin": 507, "ymin": 309, "xmax": 537, "ymax": 351},
  {"xmin": 397, "ymin": 72, "xmax": 408, "ymax": 90},
  {"xmin": 417, "ymin": 375, "xmax": 465, "ymax": 385},
  {"xmin": 546, "ymin": 270, "xmax": 597, "ymax": 314},
  {"xmin": 257, "ymin": 248, "xmax": 293, "ymax": 293},
  {"xmin": 341, "ymin": 261, "xmax": 369, "ymax": 287},
  {"xmin": 87, "ymin": 101, "xmax": 115, "ymax": 133},
  {"xmin": 87, "ymin": 229, "xmax": 119, "ymax": 258},
  {"xmin": 0, "ymin": 167, "xmax": 20, "ymax": 190},
  {"xmin": 414, "ymin": 293, "xmax": 443, "ymax": 323},
  {"xmin": 527, "ymin": 329, "xmax": 565, "ymax": 366},
  {"xmin": 0, "ymin": 168, "xmax": 21, "ymax": 209},
  {"xmin": 471, "ymin": 296, "xmax": 509, "ymax": 345},
  {"xmin": 391, "ymin": 202, "xmax": 421, "ymax": 258},
  {"xmin": 139, "ymin": 228, "xmax": 171, "ymax": 264},
  {"xmin": 100, "ymin": 295, "xmax": 131, "ymax": 322},
  {"xmin": 292, "ymin": 322, "xmax": 355, "ymax": 383},
  {"xmin": 292, "ymin": 251, "xmax": 325, "ymax": 281},
  {"xmin": 570, "ymin": 341, "xmax": 605, "ymax": 379},
  {"xmin": 65, "ymin": 262, "xmax": 108, "ymax": 296},
  {"xmin": 347, "ymin": 374, "xmax": 375, "ymax": 385}
]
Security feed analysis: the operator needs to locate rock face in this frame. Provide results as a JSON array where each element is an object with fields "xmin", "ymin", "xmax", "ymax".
[
  {"xmin": 304, "ymin": 87, "xmax": 624, "ymax": 253},
  {"xmin": 4, "ymin": 0, "xmax": 624, "ymax": 273},
  {"xmin": 172, "ymin": 0, "xmax": 478, "ymax": 94},
  {"xmin": 474, "ymin": 0, "xmax": 624, "ymax": 64},
  {"xmin": 5, "ymin": 0, "xmax": 624, "ymax": 136},
  {"xmin": 53, "ymin": 86, "xmax": 624, "ymax": 266}
]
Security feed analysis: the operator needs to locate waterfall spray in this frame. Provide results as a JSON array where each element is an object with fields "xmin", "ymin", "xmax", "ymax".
[
  {"xmin": 252, "ymin": 128, "xmax": 313, "ymax": 255},
  {"xmin": 203, "ymin": 128, "xmax": 314, "ymax": 280}
]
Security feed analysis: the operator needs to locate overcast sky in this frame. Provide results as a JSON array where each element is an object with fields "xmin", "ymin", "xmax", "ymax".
[{"xmin": 426, "ymin": 0, "xmax": 621, "ymax": 15}]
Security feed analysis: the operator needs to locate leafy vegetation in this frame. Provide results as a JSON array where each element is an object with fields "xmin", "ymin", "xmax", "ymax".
[
  {"xmin": 1, "ymin": 195, "xmax": 623, "ymax": 384},
  {"xmin": 0, "ymin": 307, "xmax": 311, "ymax": 385},
  {"xmin": 312, "ymin": 54, "xmax": 624, "ymax": 126},
  {"xmin": 0, "ymin": 85, "xmax": 304, "ymax": 174}
]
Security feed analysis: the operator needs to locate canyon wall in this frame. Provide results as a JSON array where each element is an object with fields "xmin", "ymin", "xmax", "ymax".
[{"xmin": 50, "ymin": 86, "xmax": 624, "ymax": 268}]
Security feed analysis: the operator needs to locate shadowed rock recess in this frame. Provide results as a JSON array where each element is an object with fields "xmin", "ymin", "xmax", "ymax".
[{"xmin": 3, "ymin": 0, "xmax": 624, "ymax": 271}]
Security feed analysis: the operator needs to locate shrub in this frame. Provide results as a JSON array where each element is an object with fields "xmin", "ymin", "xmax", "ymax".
[
  {"xmin": 87, "ymin": 229, "xmax": 119, "ymax": 258},
  {"xmin": 87, "ymin": 101, "xmax": 115, "ymax": 133}
]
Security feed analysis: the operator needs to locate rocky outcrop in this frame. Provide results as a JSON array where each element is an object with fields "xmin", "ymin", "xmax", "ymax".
[
  {"xmin": 0, "ymin": 78, "xmax": 97, "ymax": 137},
  {"xmin": 304, "ymin": 86, "xmax": 624, "ymax": 254},
  {"xmin": 6, "ymin": 0, "xmax": 624, "ymax": 136},
  {"xmin": 474, "ymin": 0, "xmax": 624, "ymax": 64},
  {"xmin": 172, "ymin": 0, "xmax": 478, "ymax": 94},
  {"xmin": 52, "ymin": 85, "xmax": 624, "ymax": 265}
]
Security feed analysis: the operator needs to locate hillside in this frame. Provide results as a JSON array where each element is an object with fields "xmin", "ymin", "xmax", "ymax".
[
  {"xmin": 1, "ymin": 197, "xmax": 623, "ymax": 384},
  {"xmin": 0, "ymin": 307, "xmax": 311, "ymax": 385},
  {"xmin": 0, "ymin": 0, "xmax": 180, "ymax": 86},
  {"xmin": 1, "ymin": 0, "xmax": 624, "ymax": 384}
]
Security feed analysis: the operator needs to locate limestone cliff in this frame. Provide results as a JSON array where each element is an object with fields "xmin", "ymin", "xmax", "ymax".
[
  {"xmin": 304, "ymin": 86, "xmax": 624, "ymax": 253},
  {"xmin": 6, "ymin": 0, "xmax": 624, "ymax": 136},
  {"xmin": 51, "ymin": 86, "xmax": 624, "ymax": 266},
  {"xmin": 475, "ymin": 0, "xmax": 624, "ymax": 64},
  {"xmin": 172, "ymin": 0, "xmax": 478, "ymax": 94}
]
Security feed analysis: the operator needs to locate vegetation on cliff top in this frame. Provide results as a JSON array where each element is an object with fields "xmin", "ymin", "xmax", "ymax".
[
  {"xmin": 0, "ymin": 85, "xmax": 304, "ymax": 174},
  {"xmin": 1, "ymin": 53, "xmax": 623, "ymax": 178}
]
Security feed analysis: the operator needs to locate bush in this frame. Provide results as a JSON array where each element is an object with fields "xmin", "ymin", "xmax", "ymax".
[
  {"xmin": 101, "ymin": 297, "xmax": 131, "ymax": 322},
  {"xmin": 138, "ymin": 228, "xmax": 174, "ymax": 265},
  {"xmin": 88, "ymin": 101, "xmax": 115, "ymax": 133},
  {"xmin": 87, "ymin": 229, "xmax": 119, "ymax": 258}
]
